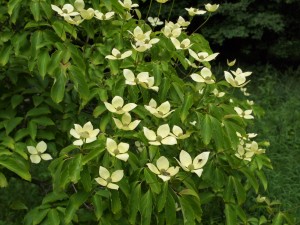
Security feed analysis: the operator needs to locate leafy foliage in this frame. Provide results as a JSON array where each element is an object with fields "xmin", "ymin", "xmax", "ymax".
[{"xmin": 0, "ymin": 0, "xmax": 296, "ymax": 224}]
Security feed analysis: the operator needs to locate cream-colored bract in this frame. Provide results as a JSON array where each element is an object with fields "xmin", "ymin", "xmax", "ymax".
[
  {"xmin": 70, "ymin": 121, "xmax": 100, "ymax": 146},
  {"xmin": 95, "ymin": 166, "xmax": 124, "ymax": 190},
  {"xmin": 162, "ymin": 22, "xmax": 182, "ymax": 38},
  {"xmin": 147, "ymin": 156, "xmax": 179, "ymax": 182},
  {"xmin": 113, "ymin": 113, "xmax": 141, "ymax": 131},
  {"xmin": 106, "ymin": 138, "xmax": 130, "ymax": 162},
  {"xmin": 156, "ymin": 0, "xmax": 169, "ymax": 3},
  {"xmin": 224, "ymin": 68, "xmax": 252, "ymax": 88},
  {"xmin": 104, "ymin": 96, "xmax": 137, "ymax": 114},
  {"xmin": 143, "ymin": 124, "xmax": 177, "ymax": 146},
  {"xmin": 176, "ymin": 150, "xmax": 210, "ymax": 177},
  {"xmin": 27, "ymin": 141, "xmax": 52, "ymax": 164},
  {"xmin": 51, "ymin": 4, "xmax": 80, "ymax": 17},
  {"xmin": 94, "ymin": 11, "xmax": 115, "ymax": 20},
  {"xmin": 144, "ymin": 99, "xmax": 174, "ymax": 118},
  {"xmin": 105, "ymin": 48, "xmax": 132, "ymax": 60},
  {"xmin": 171, "ymin": 38, "xmax": 192, "ymax": 50},
  {"xmin": 171, "ymin": 125, "xmax": 191, "ymax": 139},
  {"xmin": 148, "ymin": 17, "xmax": 163, "ymax": 27},
  {"xmin": 189, "ymin": 49, "xmax": 219, "ymax": 63},
  {"xmin": 123, "ymin": 69, "xmax": 158, "ymax": 91}
]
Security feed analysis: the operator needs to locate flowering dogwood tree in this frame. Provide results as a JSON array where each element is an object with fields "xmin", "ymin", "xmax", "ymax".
[{"xmin": 0, "ymin": 0, "xmax": 293, "ymax": 224}]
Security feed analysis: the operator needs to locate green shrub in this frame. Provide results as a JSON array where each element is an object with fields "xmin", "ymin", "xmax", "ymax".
[{"xmin": 0, "ymin": 0, "xmax": 295, "ymax": 224}]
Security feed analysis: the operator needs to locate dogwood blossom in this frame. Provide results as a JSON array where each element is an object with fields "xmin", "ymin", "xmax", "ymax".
[
  {"xmin": 70, "ymin": 121, "xmax": 100, "ymax": 146},
  {"xmin": 185, "ymin": 7, "xmax": 206, "ymax": 16},
  {"xmin": 234, "ymin": 107, "xmax": 254, "ymax": 119},
  {"xmin": 189, "ymin": 49, "xmax": 219, "ymax": 62},
  {"xmin": 123, "ymin": 69, "xmax": 149, "ymax": 85},
  {"xmin": 171, "ymin": 38, "xmax": 193, "ymax": 50},
  {"xmin": 129, "ymin": 26, "xmax": 151, "ymax": 43},
  {"xmin": 104, "ymin": 96, "xmax": 137, "ymax": 114},
  {"xmin": 140, "ymin": 77, "xmax": 159, "ymax": 91},
  {"xmin": 51, "ymin": 4, "xmax": 80, "ymax": 17},
  {"xmin": 212, "ymin": 88, "xmax": 225, "ymax": 97},
  {"xmin": 176, "ymin": 150, "xmax": 210, "ymax": 177},
  {"xmin": 143, "ymin": 124, "xmax": 177, "ymax": 145},
  {"xmin": 162, "ymin": 22, "xmax": 182, "ymax": 38},
  {"xmin": 144, "ymin": 99, "xmax": 174, "ymax": 118},
  {"xmin": 241, "ymin": 87, "xmax": 250, "ymax": 96},
  {"xmin": 204, "ymin": 3, "xmax": 219, "ymax": 12},
  {"xmin": 148, "ymin": 17, "xmax": 163, "ymax": 27},
  {"xmin": 95, "ymin": 166, "xmax": 124, "ymax": 190},
  {"xmin": 147, "ymin": 156, "xmax": 179, "ymax": 181},
  {"xmin": 27, "ymin": 141, "xmax": 52, "ymax": 164},
  {"xmin": 105, "ymin": 48, "xmax": 132, "ymax": 60},
  {"xmin": 227, "ymin": 59, "xmax": 236, "ymax": 67},
  {"xmin": 106, "ymin": 138, "xmax": 129, "ymax": 161},
  {"xmin": 176, "ymin": 16, "xmax": 190, "ymax": 27},
  {"xmin": 225, "ymin": 68, "xmax": 252, "ymax": 87},
  {"xmin": 235, "ymin": 145, "xmax": 254, "ymax": 161},
  {"xmin": 79, "ymin": 8, "xmax": 95, "ymax": 20},
  {"xmin": 191, "ymin": 67, "xmax": 215, "ymax": 84},
  {"xmin": 171, "ymin": 125, "xmax": 190, "ymax": 139},
  {"xmin": 156, "ymin": 0, "xmax": 169, "ymax": 3},
  {"xmin": 246, "ymin": 141, "xmax": 265, "ymax": 155},
  {"xmin": 64, "ymin": 15, "xmax": 84, "ymax": 25},
  {"xmin": 94, "ymin": 11, "xmax": 115, "ymax": 20},
  {"xmin": 118, "ymin": 0, "xmax": 139, "ymax": 10},
  {"xmin": 113, "ymin": 113, "xmax": 141, "ymax": 130}
]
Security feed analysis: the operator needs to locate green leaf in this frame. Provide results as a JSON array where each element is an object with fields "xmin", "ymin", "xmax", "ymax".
[
  {"xmin": 32, "ymin": 117, "xmax": 55, "ymax": 126},
  {"xmin": 26, "ymin": 106, "xmax": 51, "ymax": 117},
  {"xmin": 92, "ymin": 195, "xmax": 104, "ymax": 220},
  {"xmin": 179, "ymin": 196, "xmax": 195, "ymax": 225},
  {"xmin": 64, "ymin": 191, "xmax": 89, "ymax": 224},
  {"xmin": 224, "ymin": 176, "xmax": 234, "ymax": 203},
  {"xmin": 201, "ymin": 114, "xmax": 212, "ymax": 145},
  {"xmin": 30, "ymin": 2, "xmax": 41, "ymax": 21},
  {"xmin": 0, "ymin": 155, "xmax": 31, "ymax": 181},
  {"xmin": 272, "ymin": 212, "xmax": 284, "ymax": 225},
  {"xmin": 11, "ymin": 95, "xmax": 23, "ymax": 109},
  {"xmin": 179, "ymin": 189, "xmax": 200, "ymax": 200},
  {"xmin": 240, "ymin": 167, "xmax": 259, "ymax": 193},
  {"xmin": 0, "ymin": 172, "xmax": 8, "ymax": 188},
  {"xmin": 93, "ymin": 105, "xmax": 107, "ymax": 118},
  {"xmin": 4, "ymin": 117, "xmax": 23, "ymax": 135},
  {"xmin": 256, "ymin": 170, "xmax": 268, "ymax": 190},
  {"xmin": 158, "ymin": 77, "xmax": 171, "ymax": 102},
  {"xmin": 129, "ymin": 183, "xmax": 141, "ymax": 225},
  {"xmin": 42, "ymin": 192, "xmax": 69, "ymax": 205},
  {"xmin": 140, "ymin": 190, "xmax": 153, "ymax": 225},
  {"xmin": 180, "ymin": 93, "xmax": 194, "ymax": 122},
  {"xmin": 165, "ymin": 192, "xmax": 176, "ymax": 225},
  {"xmin": 68, "ymin": 65, "xmax": 90, "ymax": 101},
  {"xmin": 111, "ymin": 191, "xmax": 122, "ymax": 214},
  {"xmin": 232, "ymin": 177, "xmax": 246, "ymax": 205},
  {"xmin": 225, "ymin": 204, "xmax": 237, "ymax": 225},
  {"xmin": 68, "ymin": 154, "xmax": 83, "ymax": 183},
  {"xmin": 51, "ymin": 69, "xmax": 66, "ymax": 103},
  {"xmin": 144, "ymin": 169, "xmax": 161, "ymax": 194},
  {"xmin": 28, "ymin": 120, "xmax": 37, "ymax": 140},
  {"xmin": 7, "ymin": 0, "xmax": 22, "ymax": 15},
  {"xmin": 46, "ymin": 209, "xmax": 60, "ymax": 225},
  {"xmin": 157, "ymin": 182, "xmax": 168, "ymax": 212},
  {"xmin": 0, "ymin": 45, "xmax": 12, "ymax": 66},
  {"xmin": 52, "ymin": 21, "xmax": 66, "ymax": 41},
  {"xmin": 38, "ymin": 49, "xmax": 51, "ymax": 79}
]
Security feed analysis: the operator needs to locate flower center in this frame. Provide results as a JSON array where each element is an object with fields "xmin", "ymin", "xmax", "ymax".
[
  {"xmin": 106, "ymin": 177, "xmax": 112, "ymax": 183},
  {"xmin": 79, "ymin": 131, "xmax": 90, "ymax": 139},
  {"xmin": 187, "ymin": 164, "xmax": 194, "ymax": 170},
  {"xmin": 116, "ymin": 53, "xmax": 122, "ymax": 58},
  {"xmin": 63, "ymin": 9, "xmax": 69, "ymax": 14},
  {"xmin": 160, "ymin": 169, "xmax": 170, "ymax": 176},
  {"xmin": 116, "ymin": 106, "xmax": 123, "ymax": 111},
  {"xmin": 156, "ymin": 135, "xmax": 163, "ymax": 142},
  {"xmin": 180, "ymin": 43, "xmax": 186, "ymax": 48},
  {"xmin": 113, "ymin": 149, "xmax": 120, "ymax": 155},
  {"xmin": 158, "ymin": 111, "xmax": 164, "ymax": 116},
  {"xmin": 134, "ymin": 78, "xmax": 139, "ymax": 83}
]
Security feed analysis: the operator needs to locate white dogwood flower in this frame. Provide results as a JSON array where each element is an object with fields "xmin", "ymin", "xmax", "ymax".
[
  {"xmin": 105, "ymin": 48, "xmax": 132, "ymax": 60},
  {"xmin": 212, "ymin": 88, "xmax": 225, "ymax": 97},
  {"xmin": 113, "ymin": 113, "xmax": 141, "ymax": 130},
  {"xmin": 94, "ymin": 11, "xmax": 115, "ymax": 20},
  {"xmin": 123, "ymin": 69, "xmax": 149, "ymax": 85},
  {"xmin": 104, "ymin": 96, "xmax": 137, "ymax": 114},
  {"xmin": 95, "ymin": 166, "xmax": 124, "ymax": 190},
  {"xmin": 191, "ymin": 67, "xmax": 215, "ymax": 84},
  {"xmin": 51, "ymin": 4, "xmax": 80, "ymax": 17},
  {"xmin": 246, "ymin": 141, "xmax": 265, "ymax": 155},
  {"xmin": 185, "ymin": 7, "xmax": 206, "ymax": 16},
  {"xmin": 189, "ymin": 49, "xmax": 219, "ymax": 62},
  {"xmin": 235, "ymin": 145, "xmax": 254, "ymax": 161},
  {"xmin": 141, "ymin": 77, "xmax": 159, "ymax": 91},
  {"xmin": 176, "ymin": 16, "xmax": 190, "ymax": 27},
  {"xmin": 162, "ymin": 23, "xmax": 182, "ymax": 38},
  {"xmin": 106, "ymin": 138, "xmax": 129, "ymax": 161},
  {"xmin": 176, "ymin": 150, "xmax": 210, "ymax": 177},
  {"xmin": 118, "ymin": 0, "xmax": 139, "ymax": 10},
  {"xmin": 147, "ymin": 156, "xmax": 179, "ymax": 182},
  {"xmin": 171, "ymin": 126, "xmax": 190, "ymax": 139},
  {"xmin": 27, "ymin": 141, "xmax": 52, "ymax": 164},
  {"xmin": 204, "ymin": 3, "xmax": 219, "ymax": 12},
  {"xmin": 156, "ymin": 0, "xmax": 169, "ymax": 3},
  {"xmin": 144, "ymin": 99, "xmax": 174, "ymax": 118},
  {"xmin": 129, "ymin": 26, "xmax": 151, "ymax": 43},
  {"xmin": 234, "ymin": 107, "xmax": 254, "ymax": 119},
  {"xmin": 224, "ymin": 68, "xmax": 252, "ymax": 88},
  {"xmin": 171, "ymin": 38, "xmax": 193, "ymax": 50},
  {"xmin": 64, "ymin": 15, "xmax": 84, "ymax": 25},
  {"xmin": 143, "ymin": 124, "xmax": 177, "ymax": 145},
  {"xmin": 148, "ymin": 17, "xmax": 163, "ymax": 27},
  {"xmin": 70, "ymin": 122, "xmax": 100, "ymax": 146}
]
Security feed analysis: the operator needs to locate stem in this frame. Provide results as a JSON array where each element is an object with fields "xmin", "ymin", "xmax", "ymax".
[
  {"xmin": 146, "ymin": 0, "xmax": 154, "ymax": 19},
  {"xmin": 167, "ymin": 0, "xmax": 175, "ymax": 21},
  {"xmin": 192, "ymin": 13, "xmax": 211, "ymax": 35},
  {"xmin": 157, "ymin": 4, "xmax": 162, "ymax": 20}
]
